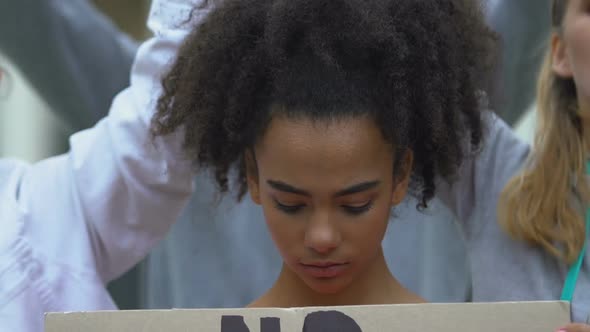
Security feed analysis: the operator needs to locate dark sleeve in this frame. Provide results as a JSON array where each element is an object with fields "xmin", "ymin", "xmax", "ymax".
[
  {"xmin": 485, "ymin": 0, "xmax": 551, "ymax": 125},
  {"xmin": 0, "ymin": 0, "xmax": 137, "ymax": 130}
]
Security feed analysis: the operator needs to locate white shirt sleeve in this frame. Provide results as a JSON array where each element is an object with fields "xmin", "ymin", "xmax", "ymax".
[
  {"xmin": 1, "ymin": 2, "xmax": 212, "ymax": 331},
  {"xmin": 14, "ymin": 0, "xmax": 212, "ymax": 284},
  {"xmin": 0, "ymin": 6, "xmax": 208, "ymax": 331}
]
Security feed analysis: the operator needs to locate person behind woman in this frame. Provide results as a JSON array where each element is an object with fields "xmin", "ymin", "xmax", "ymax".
[
  {"xmin": 0, "ymin": 1, "xmax": 204, "ymax": 331},
  {"xmin": 152, "ymin": 0, "xmax": 496, "ymax": 307},
  {"xmin": 499, "ymin": 0, "xmax": 590, "ymax": 330}
]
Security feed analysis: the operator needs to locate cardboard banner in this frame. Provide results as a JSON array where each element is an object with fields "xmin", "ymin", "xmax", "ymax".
[{"xmin": 45, "ymin": 301, "xmax": 570, "ymax": 332}]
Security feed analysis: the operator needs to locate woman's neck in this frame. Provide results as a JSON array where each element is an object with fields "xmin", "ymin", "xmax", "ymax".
[{"xmin": 248, "ymin": 248, "xmax": 425, "ymax": 308}]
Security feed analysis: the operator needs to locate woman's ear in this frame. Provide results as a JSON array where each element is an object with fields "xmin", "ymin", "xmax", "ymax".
[
  {"xmin": 391, "ymin": 149, "xmax": 413, "ymax": 206},
  {"xmin": 245, "ymin": 150, "xmax": 261, "ymax": 205},
  {"xmin": 552, "ymin": 32, "xmax": 573, "ymax": 78}
]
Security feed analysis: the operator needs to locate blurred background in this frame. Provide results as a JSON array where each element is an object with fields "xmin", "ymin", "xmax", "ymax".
[{"xmin": 0, "ymin": 0, "xmax": 549, "ymax": 310}]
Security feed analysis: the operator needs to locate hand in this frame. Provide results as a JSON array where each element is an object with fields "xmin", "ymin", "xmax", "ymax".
[{"xmin": 558, "ymin": 324, "xmax": 590, "ymax": 332}]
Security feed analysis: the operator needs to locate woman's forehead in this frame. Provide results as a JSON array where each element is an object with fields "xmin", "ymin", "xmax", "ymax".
[
  {"xmin": 253, "ymin": 116, "xmax": 395, "ymax": 180},
  {"xmin": 257, "ymin": 116, "xmax": 390, "ymax": 154}
]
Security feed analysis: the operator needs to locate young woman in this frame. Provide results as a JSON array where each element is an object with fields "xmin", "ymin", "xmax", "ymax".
[
  {"xmin": 151, "ymin": 0, "xmax": 496, "ymax": 307},
  {"xmin": 498, "ymin": 0, "xmax": 590, "ymax": 330}
]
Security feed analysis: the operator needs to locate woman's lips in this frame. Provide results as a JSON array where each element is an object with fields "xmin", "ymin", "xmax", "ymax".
[{"xmin": 300, "ymin": 262, "xmax": 350, "ymax": 278}]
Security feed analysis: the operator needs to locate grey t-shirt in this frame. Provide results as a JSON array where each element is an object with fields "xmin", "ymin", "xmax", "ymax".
[
  {"xmin": 438, "ymin": 114, "xmax": 589, "ymax": 323},
  {"xmin": 0, "ymin": 0, "xmax": 137, "ymax": 131}
]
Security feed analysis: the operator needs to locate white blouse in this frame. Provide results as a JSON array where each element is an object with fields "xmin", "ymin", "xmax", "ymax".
[{"xmin": 0, "ymin": 1, "xmax": 209, "ymax": 331}]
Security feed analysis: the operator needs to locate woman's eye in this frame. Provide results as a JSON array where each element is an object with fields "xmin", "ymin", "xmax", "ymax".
[
  {"xmin": 342, "ymin": 201, "xmax": 373, "ymax": 215},
  {"xmin": 274, "ymin": 199, "xmax": 305, "ymax": 214}
]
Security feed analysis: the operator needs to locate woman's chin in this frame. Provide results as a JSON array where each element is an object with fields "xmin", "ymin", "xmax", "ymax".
[{"xmin": 301, "ymin": 275, "xmax": 352, "ymax": 296}]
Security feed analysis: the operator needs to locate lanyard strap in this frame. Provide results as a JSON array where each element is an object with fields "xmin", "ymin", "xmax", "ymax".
[{"xmin": 560, "ymin": 161, "xmax": 590, "ymax": 302}]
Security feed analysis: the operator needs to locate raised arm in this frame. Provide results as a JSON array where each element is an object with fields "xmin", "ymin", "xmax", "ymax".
[
  {"xmin": 10, "ymin": 0, "xmax": 209, "ymax": 284},
  {"xmin": 435, "ymin": 113, "xmax": 530, "ymax": 232}
]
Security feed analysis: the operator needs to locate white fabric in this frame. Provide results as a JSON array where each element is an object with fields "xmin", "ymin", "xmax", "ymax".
[{"xmin": 0, "ymin": 1, "xmax": 207, "ymax": 331}]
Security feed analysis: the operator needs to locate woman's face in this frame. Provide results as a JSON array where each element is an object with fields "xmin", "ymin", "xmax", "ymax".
[
  {"xmin": 246, "ymin": 115, "xmax": 412, "ymax": 294},
  {"xmin": 552, "ymin": 0, "xmax": 590, "ymax": 112}
]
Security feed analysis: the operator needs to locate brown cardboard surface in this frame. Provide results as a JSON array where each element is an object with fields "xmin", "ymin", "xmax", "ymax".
[{"xmin": 45, "ymin": 301, "xmax": 571, "ymax": 332}]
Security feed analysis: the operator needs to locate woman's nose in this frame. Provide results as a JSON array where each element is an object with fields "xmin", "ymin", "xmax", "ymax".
[{"xmin": 304, "ymin": 211, "xmax": 341, "ymax": 254}]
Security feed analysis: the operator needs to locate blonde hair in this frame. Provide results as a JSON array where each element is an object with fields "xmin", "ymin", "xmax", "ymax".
[{"xmin": 498, "ymin": 0, "xmax": 590, "ymax": 264}]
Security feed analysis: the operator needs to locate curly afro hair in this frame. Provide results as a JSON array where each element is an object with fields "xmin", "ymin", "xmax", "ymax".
[{"xmin": 152, "ymin": 0, "xmax": 497, "ymax": 208}]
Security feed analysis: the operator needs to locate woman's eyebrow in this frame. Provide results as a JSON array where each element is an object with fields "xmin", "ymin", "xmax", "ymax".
[
  {"xmin": 267, "ymin": 180, "xmax": 310, "ymax": 196},
  {"xmin": 266, "ymin": 179, "xmax": 380, "ymax": 197},
  {"xmin": 334, "ymin": 181, "xmax": 380, "ymax": 197}
]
